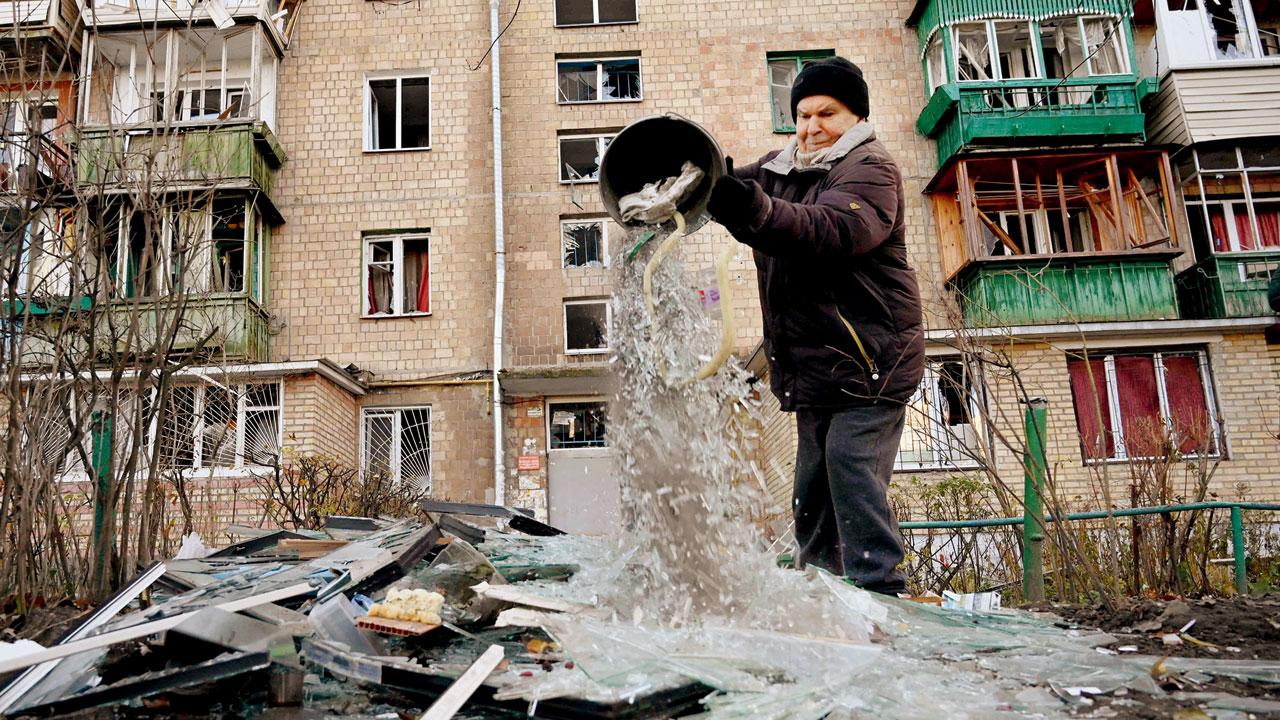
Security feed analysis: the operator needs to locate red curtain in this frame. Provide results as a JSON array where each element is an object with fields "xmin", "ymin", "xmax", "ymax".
[
  {"xmin": 1257, "ymin": 207, "xmax": 1280, "ymax": 249},
  {"xmin": 416, "ymin": 249, "xmax": 430, "ymax": 313},
  {"xmin": 1114, "ymin": 355, "xmax": 1162, "ymax": 457},
  {"xmin": 1068, "ymin": 358, "xmax": 1113, "ymax": 460},
  {"xmin": 1162, "ymin": 354, "xmax": 1214, "ymax": 455},
  {"xmin": 1236, "ymin": 208, "xmax": 1256, "ymax": 250},
  {"xmin": 1209, "ymin": 207, "xmax": 1229, "ymax": 252}
]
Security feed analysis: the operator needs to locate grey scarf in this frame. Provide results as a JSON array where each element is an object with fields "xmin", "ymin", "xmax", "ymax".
[{"xmin": 762, "ymin": 121, "xmax": 876, "ymax": 174}]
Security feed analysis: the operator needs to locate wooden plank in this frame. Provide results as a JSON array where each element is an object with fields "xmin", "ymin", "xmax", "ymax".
[
  {"xmin": 955, "ymin": 161, "xmax": 982, "ymax": 260},
  {"xmin": 1056, "ymin": 170, "xmax": 1073, "ymax": 251},
  {"xmin": 0, "ymin": 583, "xmax": 313, "ymax": 676},
  {"xmin": 419, "ymin": 645, "xmax": 506, "ymax": 720},
  {"xmin": 278, "ymin": 539, "xmax": 349, "ymax": 559},
  {"xmin": 1012, "ymin": 158, "xmax": 1029, "ymax": 252},
  {"xmin": 976, "ymin": 210, "xmax": 1022, "ymax": 255},
  {"xmin": 1158, "ymin": 153, "xmax": 1180, "ymax": 248}
]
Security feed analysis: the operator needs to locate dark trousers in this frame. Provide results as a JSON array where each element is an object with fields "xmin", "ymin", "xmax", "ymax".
[{"xmin": 794, "ymin": 403, "xmax": 908, "ymax": 595}]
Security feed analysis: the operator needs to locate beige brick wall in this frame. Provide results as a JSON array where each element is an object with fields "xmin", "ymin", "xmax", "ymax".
[
  {"xmin": 282, "ymin": 372, "xmax": 359, "ymax": 466},
  {"xmin": 359, "ymin": 382, "xmax": 495, "ymax": 502}
]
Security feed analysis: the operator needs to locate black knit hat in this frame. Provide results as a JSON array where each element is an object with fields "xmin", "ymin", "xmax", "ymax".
[{"xmin": 789, "ymin": 56, "xmax": 870, "ymax": 121}]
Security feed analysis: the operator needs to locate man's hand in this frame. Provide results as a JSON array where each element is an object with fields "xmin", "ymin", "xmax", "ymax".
[{"xmin": 708, "ymin": 157, "xmax": 758, "ymax": 229}]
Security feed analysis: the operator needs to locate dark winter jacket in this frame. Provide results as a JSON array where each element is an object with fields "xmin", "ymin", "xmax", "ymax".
[
  {"xmin": 726, "ymin": 124, "xmax": 925, "ymax": 411},
  {"xmin": 1269, "ymin": 263, "xmax": 1280, "ymax": 313}
]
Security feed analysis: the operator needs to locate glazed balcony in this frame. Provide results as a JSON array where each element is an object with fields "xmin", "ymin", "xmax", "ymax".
[
  {"xmin": 908, "ymin": 0, "xmax": 1154, "ymax": 167},
  {"xmin": 76, "ymin": 121, "xmax": 284, "ymax": 203},
  {"xmin": 918, "ymin": 76, "xmax": 1153, "ymax": 167}
]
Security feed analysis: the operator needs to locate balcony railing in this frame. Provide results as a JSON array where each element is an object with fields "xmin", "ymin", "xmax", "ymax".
[
  {"xmin": 918, "ymin": 76, "xmax": 1155, "ymax": 167},
  {"xmin": 956, "ymin": 252, "xmax": 1181, "ymax": 328},
  {"xmin": 0, "ymin": 133, "xmax": 72, "ymax": 194},
  {"xmin": 1177, "ymin": 251, "xmax": 1280, "ymax": 319},
  {"xmin": 76, "ymin": 121, "xmax": 284, "ymax": 199},
  {"xmin": 99, "ymin": 294, "xmax": 272, "ymax": 361}
]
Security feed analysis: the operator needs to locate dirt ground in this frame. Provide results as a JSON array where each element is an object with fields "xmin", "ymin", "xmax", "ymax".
[{"xmin": 1041, "ymin": 594, "xmax": 1280, "ymax": 719}]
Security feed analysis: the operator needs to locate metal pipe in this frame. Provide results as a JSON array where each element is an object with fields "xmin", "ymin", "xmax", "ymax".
[
  {"xmin": 1021, "ymin": 398, "xmax": 1048, "ymax": 602},
  {"xmin": 1231, "ymin": 505, "xmax": 1247, "ymax": 595},
  {"xmin": 489, "ymin": 0, "xmax": 507, "ymax": 506},
  {"xmin": 899, "ymin": 501, "xmax": 1280, "ymax": 530}
]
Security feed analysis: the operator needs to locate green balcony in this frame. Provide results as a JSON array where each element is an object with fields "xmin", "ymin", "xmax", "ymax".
[
  {"xmin": 918, "ymin": 77, "xmax": 1154, "ymax": 168},
  {"xmin": 76, "ymin": 121, "xmax": 285, "ymax": 204},
  {"xmin": 1177, "ymin": 252, "xmax": 1280, "ymax": 320},
  {"xmin": 956, "ymin": 252, "xmax": 1181, "ymax": 328},
  {"xmin": 97, "ymin": 294, "xmax": 272, "ymax": 362}
]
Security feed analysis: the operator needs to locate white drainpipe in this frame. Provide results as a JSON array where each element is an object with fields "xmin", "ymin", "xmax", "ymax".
[{"xmin": 489, "ymin": 0, "xmax": 507, "ymax": 506}]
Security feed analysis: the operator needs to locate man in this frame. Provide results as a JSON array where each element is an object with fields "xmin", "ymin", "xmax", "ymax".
[{"xmin": 707, "ymin": 56, "xmax": 924, "ymax": 595}]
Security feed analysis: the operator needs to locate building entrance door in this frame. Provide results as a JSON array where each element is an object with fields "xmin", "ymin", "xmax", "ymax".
[{"xmin": 545, "ymin": 399, "xmax": 618, "ymax": 535}]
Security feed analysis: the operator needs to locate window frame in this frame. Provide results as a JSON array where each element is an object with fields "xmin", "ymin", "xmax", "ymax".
[
  {"xmin": 894, "ymin": 357, "xmax": 989, "ymax": 472},
  {"xmin": 560, "ymin": 217, "xmax": 610, "ymax": 269},
  {"xmin": 557, "ymin": 133, "xmax": 614, "ymax": 184},
  {"xmin": 1068, "ymin": 349, "xmax": 1222, "ymax": 463},
  {"xmin": 765, "ymin": 49, "xmax": 836, "ymax": 133},
  {"xmin": 153, "ymin": 381, "xmax": 283, "ymax": 471},
  {"xmin": 555, "ymin": 56, "xmax": 643, "ymax": 104},
  {"xmin": 546, "ymin": 398, "xmax": 609, "ymax": 451},
  {"xmin": 361, "ymin": 232, "xmax": 432, "ymax": 318},
  {"xmin": 1181, "ymin": 145, "xmax": 1280, "ymax": 254},
  {"xmin": 563, "ymin": 297, "xmax": 611, "ymax": 355},
  {"xmin": 360, "ymin": 405, "xmax": 433, "ymax": 490},
  {"xmin": 552, "ymin": 0, "xmax": 638, "ymax": 28},
  {"xmin": 363, "ymin": 73, "xmax": 432, "ymax": 153}
]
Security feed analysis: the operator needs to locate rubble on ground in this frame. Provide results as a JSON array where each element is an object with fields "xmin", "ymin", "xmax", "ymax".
[{"xmin": 2, "ymin": 502, "xmax": 1279, "ymax": 720}]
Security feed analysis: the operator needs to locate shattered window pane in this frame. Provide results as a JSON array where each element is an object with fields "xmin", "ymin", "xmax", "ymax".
[
  {"xmin": 564, "ymin": 300, "xmax": 608, "ymax": 352},
  {"xmin": 559, "ymin": 136, "xmax": 611, "ymax": 183},
  {"xmin": 159, "ymin": 386, "xmax": 197, "ymax": 468},
  {"xmin": 201, "ymin": 386, "xmax": 236, "ymax": 467},
  {"xmin": 557, "ymin": 61, "xmax": 598, "ymax": 103},
  {"xmin": 895, "ymin": 359, "xmax": 983, "ymax": 471},
  {"xmin": 361, "ymin": 407, "xmax": 431, "ymax": 490},
  {"xmin": 953, "ymin": 23, "xmax": 993, "ymax": 81},
  {"xmin": 549, "ymin": 401, "xmax": 608, "ymax": 449},
  {"xmin": 766, "ymin": 52, "xmax": 834, "ymax": 132},
  {"xmin": 398, "ymin": 408, "xmax": 431, "ymax": 488},
  {"xmin": 367, "ymin": 76, "xmax": 429, "ymax": 150},
  {"xmin": 601, "ymin": 59, "xmax": 640, "ymax": 100},
  {"xmin": 211, "ymin": 199, "xmax": 246, "ymax": 293},
  {"xmin": 562, "ymin": 220, "xmax": 605, "ymax": 268}
]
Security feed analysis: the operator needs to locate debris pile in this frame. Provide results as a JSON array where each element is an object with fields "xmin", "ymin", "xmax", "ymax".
[{"xmin": 3, "ymin": 504, "xmax": 1280, "ymax": 719}]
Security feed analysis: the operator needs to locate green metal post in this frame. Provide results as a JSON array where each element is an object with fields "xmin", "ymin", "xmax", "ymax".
[
  {"xmin": 1231, "ymin": 505, "xmax": 1247, "ymax": 596},
  {"xmin": 89, "ymin": 410, "xmax": 113, "ymax": 596},
  {"xmin": 1022, "ymin": 398, "xmax": 1049, "ymax": 603}
]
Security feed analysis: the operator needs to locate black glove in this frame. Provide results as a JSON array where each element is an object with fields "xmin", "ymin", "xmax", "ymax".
[{"xmin": 708, "ymin": 157, "xmax": 758, "ymax": 229}]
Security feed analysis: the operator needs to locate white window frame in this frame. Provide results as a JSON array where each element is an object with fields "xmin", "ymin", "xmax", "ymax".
[
  {"xmin": 1076, "ymin": 350, "xmax": 1222, "ymax": 463},
  {"xmin": 552, "ymin": 0, "xmax": 638, "ymax": 27},
  {"xmin": 360, "ymin": 405, "xmax": 433, "ymax": 488},
  {"xmin": 563, "ymin": 298, "xmax": 611, "ymax": 355},
  {"xmin": 1078, "ymin": 15, "xmax": 1131, "ymax": 76},
  {"xmin": 1183, "ymin": 145, "xmax": 1280, "ymax": 254},
  {"xmin": 361, "ymin": 232, "xmax": 431, "ymax": 318},
  {"xmin": 560, "ymin": 217, "xmax": 610, "ymax": 269},
  {"xmin": 555, "ymin": 56, "xmax": 643, "ymax": 104},
  {"xmin": 159, "ymin": 381, "xmax": 283, "ymax": 470},
  {"xmin": 558, "ymin": 133, "xmax": 613, "ymax": 184},
  {"xmin": 894, "ymin": 359, "xmax": 987, "ymax": 472},
  {"xmin": 363, "ymin": 73, "xmax": 432, "ymax": 152}
]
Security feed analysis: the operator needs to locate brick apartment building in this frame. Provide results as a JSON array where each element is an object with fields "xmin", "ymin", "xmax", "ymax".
[{"xmin": 3, "ymin": 0, "xmax": 1278, "ymax": 534}]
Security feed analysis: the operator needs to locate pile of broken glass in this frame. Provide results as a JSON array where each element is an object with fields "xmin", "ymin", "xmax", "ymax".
[{"xmin": 2, "ymin": 503, "xmax": 1278, "ymax": 720}]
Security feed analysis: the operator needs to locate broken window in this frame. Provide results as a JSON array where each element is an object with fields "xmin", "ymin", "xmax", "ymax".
[
  {"xmin": 366, "ymin": 75, "xmax": 430, "ymax": 150},
  {"xmin": 953, "ymin": 23, "xmax": 994, "ymax": 81},
  {"xmin": 548, "ymin": 401, "xmax": 608, "ymax": 449},
  {"xmin": 896, "ymin": 359, "xmax": 985, "ymax": 471},
  {"xmin": 1, "ymin": 96, "xmax": 62, "ymax": 190},
  {"xmin": 1, "ymin": 207, "xmax": 67, "ymax": 296},
  {"xmin": 556, "ymin": 57, "xmax": 641, "ymax": 103},
  {"xmin": 562, "ymin": 218, "xmax": 608, "ymax": 268},
  {"xmin": 558, "ymin": 134, "xmax": 613, "ymax": 183},
  {"xmin": 1068, "ymin": 349, "xmax": 1220, "ymax": 461},
  {"xmin": 950, "ymin": 152, "xmax": 1176, "ymax": 262},
  {"xmin": 1182, "ymin": 144, "xmax": 1280, "ymax": 255},
  {"xmin": 361, "ymin": 406, "xmax": 432, "ymax": 490},
  {"xmin": 84, "ymin": 27, "xmax": 276, "ymax": 128},
  {"xmin": 1160, "ymin": 0, "xmax": 1278, "ymax": 64},
  {"xmin": 363, "ymin": 232, "xmax": 430, "ymax": 316},
  {"xmin": 564, "ymin": 298, "xmax": 609, "ymax": 353},
  {"xmin": 766, "ymin": 50, "xmax": 836, "ymax": 132},
  {"xmin": 211, "ymin": 199, "xmax": 247, "ymax": 292},
  {"xmin": 158, "ymin": 382, "xmax": 282, "ymax": 469},
  {"xmin": 924, "ymin": 36, "xmax": 947, "ymax": 95},
  {"xmin": 554, "ymin": 0, "xmax": 636, "ymax": 26}
]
